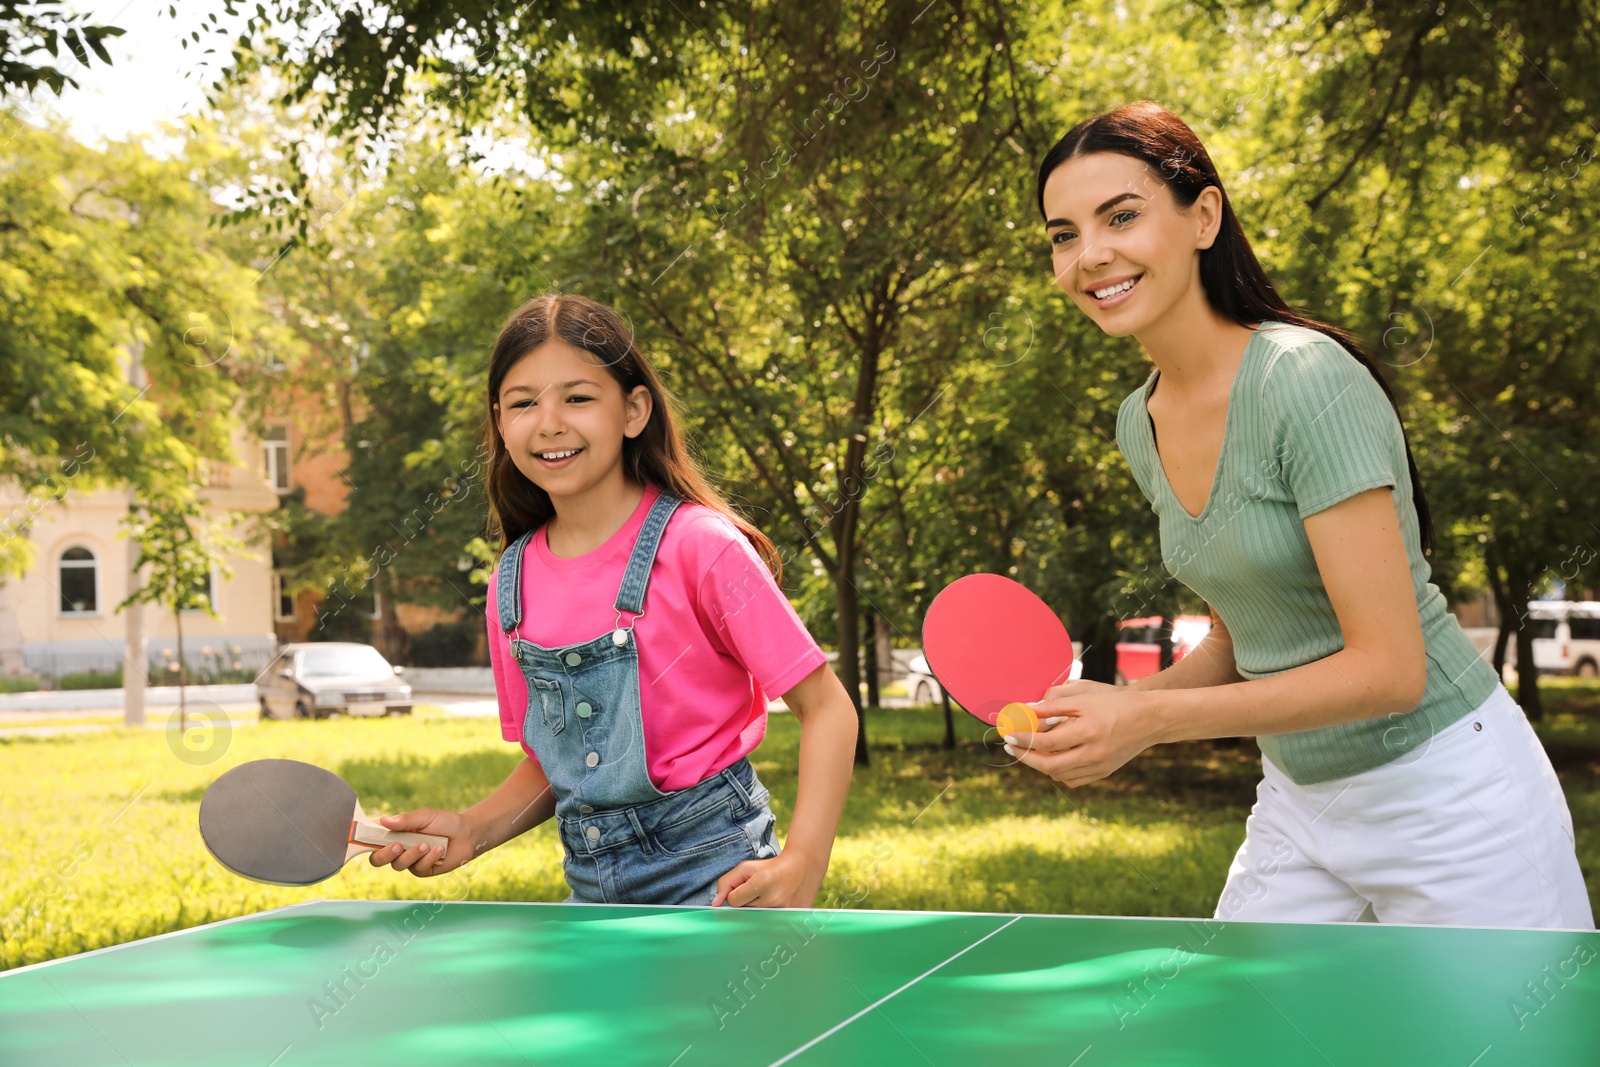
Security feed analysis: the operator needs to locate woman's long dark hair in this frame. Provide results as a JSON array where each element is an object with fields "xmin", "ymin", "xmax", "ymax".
[
  {"xmin": 1035, "ymin": 100, "xmax": 1433, "ymax": 557},
  {"xmin": 485, "ymin": 293, "xmax": 783, "ymax": 579}
]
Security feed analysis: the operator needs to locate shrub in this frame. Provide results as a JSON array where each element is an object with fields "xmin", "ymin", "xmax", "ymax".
[
  {"xmin": 58, "ymin": 669, "xmax": 123, "ymax": 691},
  {"xmin": 0, "ymin": 674, "xmax": 39, "ymax": 694},
  {"xmin": 408, "ymin": 619, "xmax": 484, "ymax": 667}
]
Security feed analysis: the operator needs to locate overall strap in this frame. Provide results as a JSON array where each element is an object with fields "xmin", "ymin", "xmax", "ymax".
[
  {"xmin": 496, "ymin": 529, "xmax": 539, "ymax": 634},
  {"xmin": 613, "ymin": 490, "xmax": 682, "ymax": 619}
]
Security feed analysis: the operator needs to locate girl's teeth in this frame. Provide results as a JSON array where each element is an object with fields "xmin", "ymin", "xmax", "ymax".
[{"xmin": 1095, "ymin": 278, "xmax": 1137, "ymax": 299}]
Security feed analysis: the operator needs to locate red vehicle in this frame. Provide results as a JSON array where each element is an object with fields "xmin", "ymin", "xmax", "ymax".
[{"xmin": 1115, "ymin": 615, "xmax": 1212, "ymax": 684}]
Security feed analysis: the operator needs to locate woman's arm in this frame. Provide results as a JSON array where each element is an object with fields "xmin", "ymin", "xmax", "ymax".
[
  {"xmin": 713, "ymin": 659, "xmax": 857, "ymax": 907},
  {"xmin": 1017, "ymin": 486, "xmax": 1426, "ymax": 785}
]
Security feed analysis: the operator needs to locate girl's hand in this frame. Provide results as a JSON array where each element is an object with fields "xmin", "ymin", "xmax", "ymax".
[
  {"xmin": 712, "ymin": 849, "xmax": 827, "ymax": 908},
  {"xmin": 368, "ymin": 808, "xmax": 478, "ymax": 878},
  {"xmin": 1004, "ymin": 686, "xmax": 1162, "ymax": 788}
]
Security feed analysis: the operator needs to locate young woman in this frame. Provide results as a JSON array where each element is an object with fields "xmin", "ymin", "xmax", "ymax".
[
  {"xmin": 369, "ymin": 293, "xmax": 858, "ymax": 908},
  {"xmin": 1015, "ymin": 101, "xmax": 1591, "ymax": 928}
]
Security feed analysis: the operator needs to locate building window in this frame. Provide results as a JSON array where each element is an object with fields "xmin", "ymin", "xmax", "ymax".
[
  {"xmin": 261, "ymin": 425, "xmax": 291, "ymax": 492},
  {"xmin": 181, "ymin": 566, "xmax": 217, "ymax": 615},
  {"xmin": 274, "ymin": 574, "xmax": 296, "ymax": 621},
  {"xmin": 351, "ymin": 588, "xmax": 382, "ymax": 620},
  {"xmin": 58, "ymin": 547, "xmax": 98, "ymax": 614}
]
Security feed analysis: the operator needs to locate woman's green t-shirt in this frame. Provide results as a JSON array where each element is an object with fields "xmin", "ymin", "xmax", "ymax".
[{"xmin": 1114, "ymin": 321, "xmax": 1499, "ymax": 785}]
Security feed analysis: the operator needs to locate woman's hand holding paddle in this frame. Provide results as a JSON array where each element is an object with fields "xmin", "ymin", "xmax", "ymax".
[{"xmin": 1004, "ymin": 680, "xmax": 1162, "ymax": 788}]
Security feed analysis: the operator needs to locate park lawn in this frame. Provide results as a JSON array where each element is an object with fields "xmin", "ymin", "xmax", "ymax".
[{"xmin": 3, "ymin": 685, "xmax": 1596, "ymax": 971}]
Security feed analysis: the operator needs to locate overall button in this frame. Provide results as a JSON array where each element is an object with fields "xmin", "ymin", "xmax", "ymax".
[
  {"xmin": 564, "ymin": 652, "xmax": 582, "ymax": 667},
  {"xmin": 578, "ymin": 804, "xmax": 594, "ymax": 814},
  {"xmin": 585, "ymin": 751, "xmax": 600, "ymax": 768},
  {"xmin": 612, "ymin": 628, "xmax": 628, "ymax": 647},
  {"xmin": 576, "ymin": 701, "xmax": 593, "ymax": 718},
  {"xmin": 585, "ymin": 826, "xmax": 601, "ymax": 843}
]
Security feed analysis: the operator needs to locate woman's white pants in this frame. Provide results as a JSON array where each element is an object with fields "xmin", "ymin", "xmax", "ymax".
[{"xmin": 1217, "ymin": 684, "xmax": 1594, "ymax": 929}]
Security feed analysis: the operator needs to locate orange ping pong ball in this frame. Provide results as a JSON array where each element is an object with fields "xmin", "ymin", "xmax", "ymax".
[{"xmin": 996, "ymin": 702, "xmax": 1039, "ymax": 739}]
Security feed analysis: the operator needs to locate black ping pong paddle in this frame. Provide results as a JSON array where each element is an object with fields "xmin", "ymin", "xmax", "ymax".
[{"xmin": 198, "ymin": 758, "xmax": 447, "ymax": 886}]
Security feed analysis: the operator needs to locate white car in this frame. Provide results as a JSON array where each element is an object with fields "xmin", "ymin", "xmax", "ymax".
[
  {"xmin": 257, "ymin": 642, "xmax": 413, "ymax": 720},
  {"xmin": 904, "ymin": 650, "xmax": 1083, "ymax": 705},
  {"xmin": 1509, "ymin": 602, "xmax": 1600, "ymax": 677}
]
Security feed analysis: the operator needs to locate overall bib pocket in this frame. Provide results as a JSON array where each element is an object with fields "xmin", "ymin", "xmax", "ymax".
[{"xmin": 529, "ymin": 676, "xmax": 566, "ymax": 735}]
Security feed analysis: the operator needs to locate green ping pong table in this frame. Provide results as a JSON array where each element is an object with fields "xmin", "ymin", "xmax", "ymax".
[{"xmin": 2, "ymin": 899, "xmax": 1596, "ymax": 1065}]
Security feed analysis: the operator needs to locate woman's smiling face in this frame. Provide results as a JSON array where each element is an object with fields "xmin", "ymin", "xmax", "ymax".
[
  {"xmin": 1041, "ymin": 151, "xmax": 1221, "ymax": 339},
  {"xmin": 493, "ymin": 339, "xmax": 651, "ymax": 497}
]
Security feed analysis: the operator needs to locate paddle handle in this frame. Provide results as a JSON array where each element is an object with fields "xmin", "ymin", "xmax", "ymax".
[{"xmin": 349, "ymin": 817, "xmax": 448, "ymax": 856}]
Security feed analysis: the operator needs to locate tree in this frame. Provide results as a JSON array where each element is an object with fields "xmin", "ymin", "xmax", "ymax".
[
  {"xmin": 118, "ymin": 494, "xmax": 251, "ymax": 728},
  {"xmin": 0, "ymin": 113, "xmax": 292, "ymax": 577},
  {"xmin": 210, "ymin": 0, "xmax": 1600, "ymax": 737},
  {"xmin": 1247, "ymin": 0, "xmax": 1600, "ymax": 718},
  {"xmin": 0, "ymin": 1, "xmax": 122, "ymax": 94},
  {"xmin": 216, "ymin": 0, "xmax": 1076, "ymax": 764}
]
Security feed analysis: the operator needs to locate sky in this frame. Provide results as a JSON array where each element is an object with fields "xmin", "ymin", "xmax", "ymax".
[
  {"xmin": 24, "ymin": 0, "xmax": 252, "ymax": 150},
  {"xmin": 24, "ymin": 0, "xmax": 552, "ymax": 181}
]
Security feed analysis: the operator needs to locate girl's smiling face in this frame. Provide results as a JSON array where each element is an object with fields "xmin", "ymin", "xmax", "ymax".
[
  {"xmin": 1041, "ymin": 151, "xmax": 1223, "ymax": 339},
  {"xmin": 494, "ymin": 339, "xmax": 652, "ymax": 498}
]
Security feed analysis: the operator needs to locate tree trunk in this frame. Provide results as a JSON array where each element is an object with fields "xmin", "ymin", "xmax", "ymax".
[
  {"xmin": 174, "ymin": 608, "xmax": 187, "ymax": 731},
  {"xmin": 835, "ymin": 575, "xmax": 868, "ymax": 767},
  {"xmin": 940, "ymin": 688, "xmax": 955, "ymax": 750},
  {"xmin": 375, "ymin": 569, "xmax": 410, "ymax": 666},
  {"xmin": 1486, "ymin": 544, "xmax": 1513, "ymax": 682},
  {"xmin": 1077, "ymin": 614, "xmax": 1120, "ymax": 684},
  {"xmin": 1505, "ymin": 556, "xmax": 1543, "ymax": 721},
  {"xmin": 122, "ymin": 349, "xmax": 148, "ymax": 727},
  {"xmin": 863, "ymin": 608, "xmax": 880, "ymax": 710},
  {"xmin": 876, "ymin": 611, "xmax": 893, "ymax": 701},
  {"xmin": 122, "ymin": 498, "xmax": 146, "ymax": 728}
]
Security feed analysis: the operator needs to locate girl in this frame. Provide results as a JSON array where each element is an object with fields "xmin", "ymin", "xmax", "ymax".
[
  {"xmin": 1016, "ymin": 101, "xmax": 1592, "ymax": 929},
  {"xmin": 369, "ymin": 293, "xmax": 858, "ymax": 908}
]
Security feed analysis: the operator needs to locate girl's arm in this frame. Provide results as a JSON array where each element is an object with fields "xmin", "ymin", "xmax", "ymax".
[
  {"xmin": 713, "ymin": 660, "xmax": 857, "ymax": 907},
  {"xmin": 463, "ymin": 756, "xmax": 558, "ymax": 855},
  {"xmin": 1019, "ymin": 486, "xmax": 1426, "ymax": 785}
]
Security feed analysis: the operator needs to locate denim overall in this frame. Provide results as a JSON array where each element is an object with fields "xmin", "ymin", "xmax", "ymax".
[{"xmin": 497, "ymin": 490, "xmax": 781, "ymax": 905}]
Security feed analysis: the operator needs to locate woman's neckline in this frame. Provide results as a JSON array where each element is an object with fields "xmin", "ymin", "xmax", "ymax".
[{"xmin": 1142, "ymin": 323, "xmax": 1270, "ymax": 522}]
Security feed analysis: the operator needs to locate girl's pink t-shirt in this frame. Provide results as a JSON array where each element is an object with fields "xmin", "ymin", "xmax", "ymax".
[{"xmin": 486, "ymin": 485, "xmax": 827, "ymax": 792}]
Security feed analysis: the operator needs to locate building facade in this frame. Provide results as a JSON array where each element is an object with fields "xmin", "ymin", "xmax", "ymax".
[{"xmin": 0, "ymin": 427, "xmax": 280, "ymax": 682}]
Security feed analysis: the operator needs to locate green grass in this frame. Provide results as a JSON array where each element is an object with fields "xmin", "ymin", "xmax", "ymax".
[
  {"xmin": 1523, "ymin": 681, "xmax": 1600, "ymax": 925},
  {"xmin": 2, "ymin": 686, "xmax": 1596, "ymax": 971}
]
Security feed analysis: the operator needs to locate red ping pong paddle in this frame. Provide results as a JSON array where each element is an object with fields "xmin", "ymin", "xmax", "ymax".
[
  {"xmin": 198, "ymin": 758, "xmax": 447, "ymax": 886},
  {"xmin": 921, "ymin": 574, "xmax": 1075, "ymax": 738}
]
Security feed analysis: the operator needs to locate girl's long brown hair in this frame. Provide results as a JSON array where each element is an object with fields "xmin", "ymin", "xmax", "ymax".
[
  {"xmin": 485, "ymin": 293, "xmax": 783, "ymax": 580},
  {"xmin": 1036, "ymin": 100, "xmax": 1435, "ymax": 558}
]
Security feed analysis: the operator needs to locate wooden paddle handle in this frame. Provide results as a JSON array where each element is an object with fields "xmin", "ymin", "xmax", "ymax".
[{"xmin": 349, "ymin": 818, "xmax": 449, "ymax": 856}]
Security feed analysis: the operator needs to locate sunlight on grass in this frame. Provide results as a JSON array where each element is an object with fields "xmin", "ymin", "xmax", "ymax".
[{"xmin": 3, "ymin": 689, "xmax": 1595, "ymax": 970}]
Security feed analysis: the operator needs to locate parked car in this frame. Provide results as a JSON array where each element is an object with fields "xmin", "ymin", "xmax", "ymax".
[
  {"xmin": 904, "ymin": 649, "xmax": 1084, "ymax": 706},
  {"xmin": 257, "ymin": 642, "xmax": 413, "ymax": 720},
  {"xmin": 1508, "ymin": 601, "xmax": 1600, "ymax": 677},
  {"xmin": 1115, "ymin": 615, "xmax": 1212, "ymax": 684}
]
